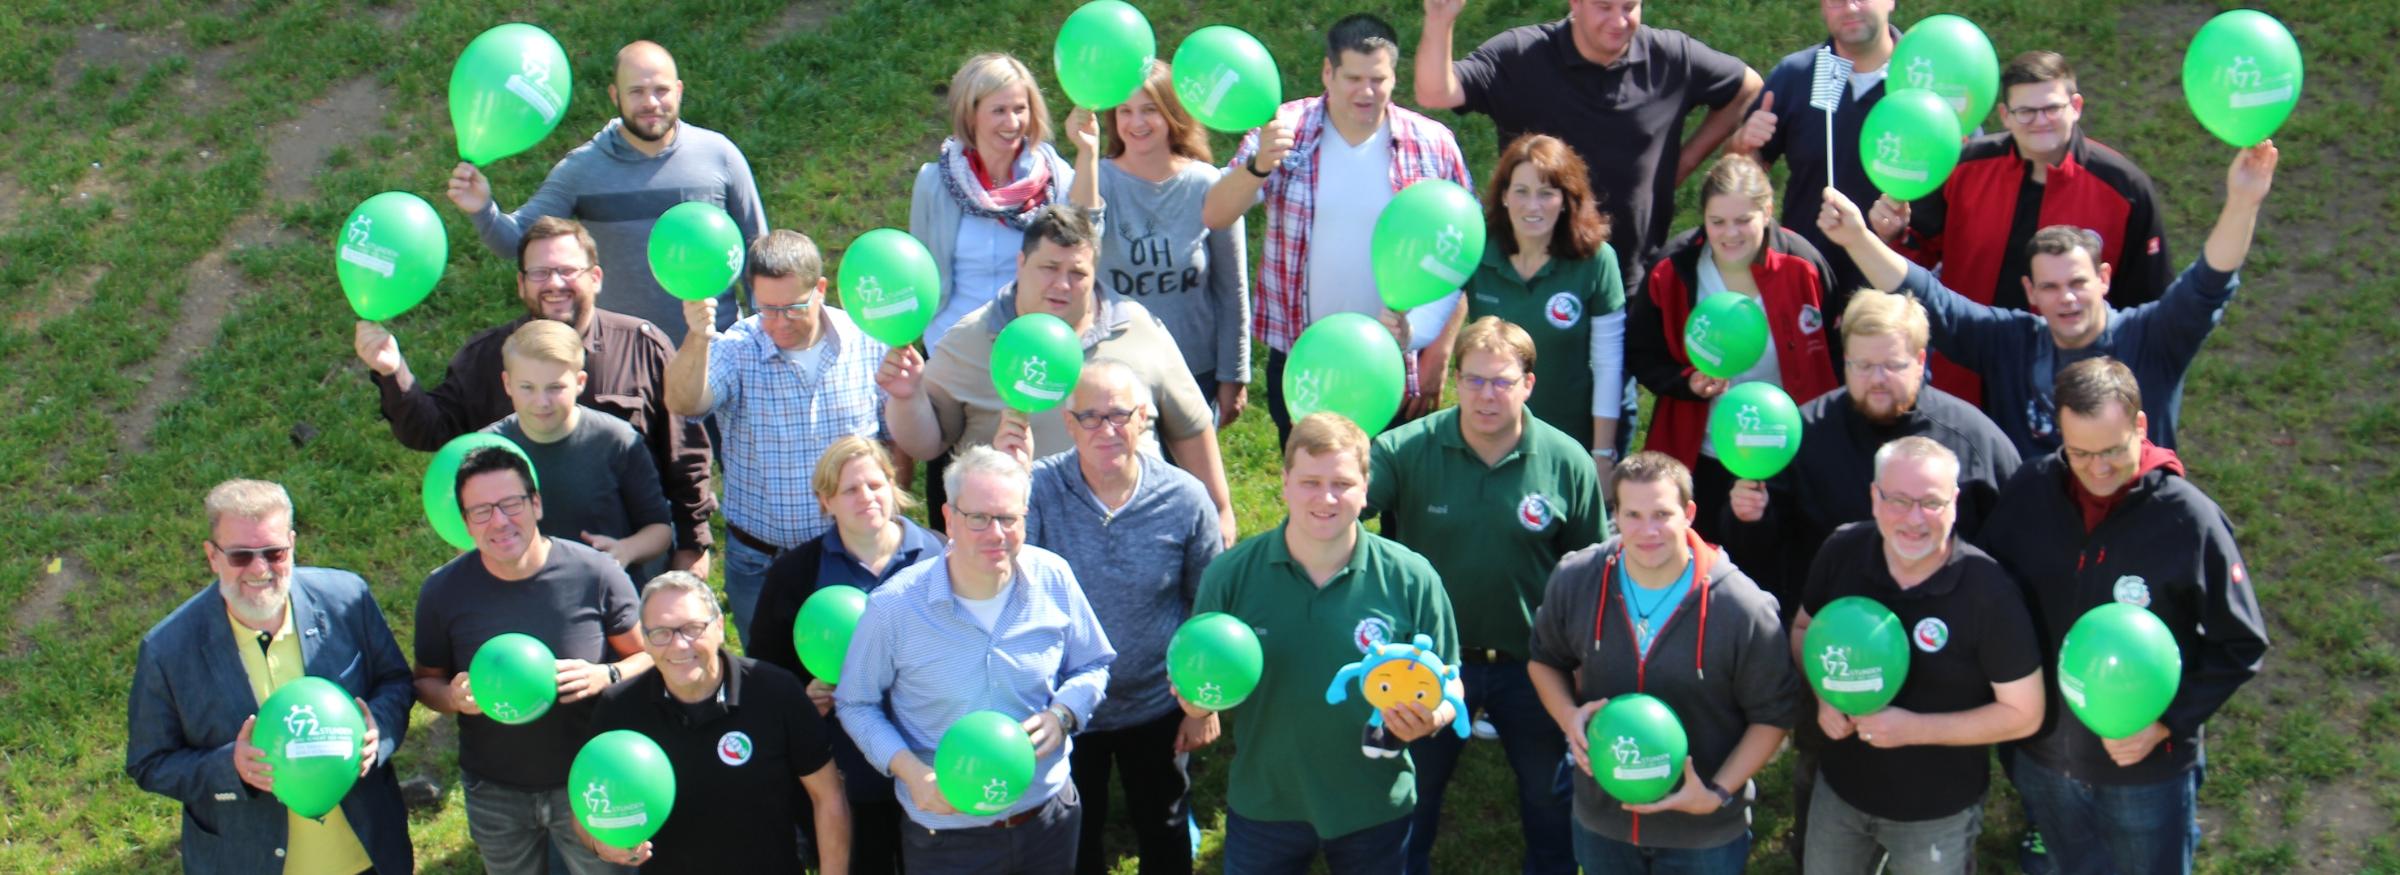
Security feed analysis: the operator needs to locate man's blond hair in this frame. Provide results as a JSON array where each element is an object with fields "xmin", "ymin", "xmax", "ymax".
[{"xmin": 502, "ymin": 319, "xmax": 585, "ymax": 370}]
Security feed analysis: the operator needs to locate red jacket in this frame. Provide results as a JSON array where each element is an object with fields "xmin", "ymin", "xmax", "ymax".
[
  {"xmin": 1895, "ymin": 127, "xmax": 2169, "ymax": 406},
  {"xmin": 1627, "ymin": 227, "xmax": 1842, "ymax": 469}
]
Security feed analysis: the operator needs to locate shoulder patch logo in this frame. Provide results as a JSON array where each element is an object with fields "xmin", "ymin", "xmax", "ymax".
[{"xmin": 1799, "ymin": 304, "xmax": 1824, "ymax": 335}]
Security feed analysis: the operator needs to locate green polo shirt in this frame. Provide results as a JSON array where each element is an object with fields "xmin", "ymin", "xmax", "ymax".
[
  {"xmin": 1366, "ymin": 407, "xmax": 1609, "ymax": 660},
  {"xmin": 1192, "ymin": 522, "xmax": 1458, "ymax": 839},
  {"xmin": 1462, "ymin": 240, "xmax": 1626, "ymax": 448}
]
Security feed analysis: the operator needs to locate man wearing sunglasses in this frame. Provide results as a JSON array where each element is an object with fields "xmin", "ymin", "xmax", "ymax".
[
  {"xmin": 1360, "ymin": 317, "xmax": 1608, "ymax": 875},
  {"xmin": 664, "ymin": 229, "xmax": 888, "ymax": 641},
  {"xmin": 128, "ymin": 479, "xmax": 417, "ymax": 874},
  {"xmin": 1866, "ymin": 51, "xmax": 2173, "ymax": 410},
  {"xmin": 1016, "ymin": 360, "xmax": 1224, "ymax": 875},
  {"xmin": 356, "ymin": 215, "xmax": 717, "ymax": 578},
  {"xmin": 412, "ymin": 447, "xmax": 652, "ymax": 875},
  {"xmin": 836, "ymin": 445, "xmax": 1116, "ymax": 873},
  {"xmin": 590, "ymin": 572, "xmax": 851, "ymax": 872}
]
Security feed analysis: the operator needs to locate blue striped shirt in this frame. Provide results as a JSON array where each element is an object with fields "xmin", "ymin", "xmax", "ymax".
[
  {"xmin": 834, "ymin": 545, "xmax": 1116, "ymax": 829},
  {"xmin": 701, "ymin": 307, "xmax": 888, "ymax": 547}
]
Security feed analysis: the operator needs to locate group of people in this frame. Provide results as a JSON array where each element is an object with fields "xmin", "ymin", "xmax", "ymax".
[{"xmin": 126, "ymin": 2, "xmax": 2279, "ymax": 874}]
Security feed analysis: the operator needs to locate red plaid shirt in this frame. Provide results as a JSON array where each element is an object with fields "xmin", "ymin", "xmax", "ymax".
[{"xmin": 1227, "ymin": 97, "xmax": 1473, "ymax": 352}]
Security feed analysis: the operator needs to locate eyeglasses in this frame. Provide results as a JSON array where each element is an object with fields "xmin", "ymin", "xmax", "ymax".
[
  {"xmin": 2064, "ymin": 443, "xmax": 2135, "ymax": 465},
  {"xmin": 1845, "ymin": 359, "xmax": 1918, "ymax": 377},
  {"xmin": 1873, "ymin": 484, "xmax": 1953, "ymax": 516},
  {"xmin": 952, "ymin": 508, "xmax": 1025, "ymax": 531},
  {"xmin": 642, "ymin": 617, "xmax": 718, "ymax": 646},
  {"xmin": 758, "ymin": 301, "xmax": 814, "ymax": 321},
  {"xmin": 463, "ymin": 494, "xmax": 533, "ymax": 524},
  {"xmin": 2006, "ymin": 103, "xmax": 2073, "ymax": 124},
  {"xmin": 1458, "ymin": 373, "xmax": 1524, "ymax": 395},
  {"xmin": 212, "ymin": 542, "xmax": 293, "ymax": 567},
  {"xmin": 520, "ymin": 265, "xmax": 595, "ymax": 284},
  {"xmin": 1069, "ymin": 407, "xmax": 1138, "ymax": 430}
]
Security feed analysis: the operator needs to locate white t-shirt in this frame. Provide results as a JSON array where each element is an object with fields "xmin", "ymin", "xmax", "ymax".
[
  {"xmin": 1850, "ymin": 66, "xmax": 1887, "ymax": 101},
  {"xmin": 1307, "ymin": 122, "xmax": 1395, "ymax": 325},
  {"xmin": 956, "ymin": 578, "xmax": 1013, "ymax": 634},
  {"xmin": 777, "ymin": 338, "xmax": 825, "ymax": 385},
  {"xmin": 1694, "ymin": 257, "xmax": 1782, "ymax": 458}
]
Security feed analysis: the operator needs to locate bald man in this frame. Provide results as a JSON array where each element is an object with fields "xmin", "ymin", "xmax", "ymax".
[{"xmin": 447, "ymin": 40, "xmax": 768, "ymax": 338}]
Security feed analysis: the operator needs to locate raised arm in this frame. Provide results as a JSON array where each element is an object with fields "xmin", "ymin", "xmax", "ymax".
[
  {"xmin": 1414, "ymin": 0, "xmax": 1469, "ymax": 109},
  {"xmin": 2201, "ymin": 141, "xmax": 2279, "ymax": 273}
]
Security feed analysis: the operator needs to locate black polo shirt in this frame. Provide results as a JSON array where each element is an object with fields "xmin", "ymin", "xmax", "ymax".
[
  {"xmin": 594, "ymin": 653, "xmax": 834, "ymax": 873},
  {"xmin": 1454, "ymin": 20, "xmax": 1751, "ymax": 290},
  {"xmin": 1801, "ymin": 522, "xmax": 2041, "ymax": 821}
]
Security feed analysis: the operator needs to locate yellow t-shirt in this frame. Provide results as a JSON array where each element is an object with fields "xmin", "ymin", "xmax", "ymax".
[{"xmin": 231, "ymin": 603, "xmax": 375, "ymax": 875}]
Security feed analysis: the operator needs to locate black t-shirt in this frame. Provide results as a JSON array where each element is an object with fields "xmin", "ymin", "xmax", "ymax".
[
  {"xmin": 1801, "ymin": 522, "xmax": 2041, "ymax": 821},
  {"xmin": 594, "ymin": 654, "xmax": 835, "ymax": 874},
  {"xmin": 1455, "ymin": 21, "xmax": 1750, "ymax": 291},
  {"xmin": 414, "ymin": 539, "xmax": 640, "ymax": 788}
]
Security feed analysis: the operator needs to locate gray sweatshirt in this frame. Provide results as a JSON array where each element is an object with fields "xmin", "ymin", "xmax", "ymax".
[
  {"xmin": 1025, "ymin": 450, "xmax": 1223, "ymax": 730},
  {"xmin": 472, "ymin": 119, "xmax": 767, "ymax": 338},
  {"xmin": 1094, "ymin": 159, "xmax": 1251, "ymax": 385}
]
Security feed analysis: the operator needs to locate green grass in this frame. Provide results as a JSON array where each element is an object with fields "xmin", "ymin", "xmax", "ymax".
[{"xmin": 1, "ymin": 0, "xmax": 2393, "ymax": 871}]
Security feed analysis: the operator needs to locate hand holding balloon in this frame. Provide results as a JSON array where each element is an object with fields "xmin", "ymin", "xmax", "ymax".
[
  {"xmin": 2101, "ymin": 722, "xmax": 2172, "ymax": 766},
  {"xmin": 896, "ymin": 756, "xmax": 960, "ymax": 816},
  {"xmin": 446, "ymin": 162, "xmax": 493, "ymax": 214},
  {"xmin": 234, "ymin": 715, "xmax": 274, "ymax": 793},
  {"xmin": 1250, "ymin": 116, "xmax": 1297, "ymax": 170},
  {"xmin": 1851, "ymin": 707, "xmax": 1928, "ymax": 749},
  {"xmin": 1867, "ymin": 195, "xmax": 1912, "ymax": 243},
  {"xmin": 1685, "ymin": 371, "xmax": 1730, "ymax": 399},
  {"xmin": 991, "ymin": 410, "xmax": 1035, "ymax": 468},
  {"xmin": 1175, "ymin": 712, "xmax": 1221, "ymax": 753},
  {"xmin": 1816, "ymin": 188, "xmax": 1873, "ymax": 249},
  {"xmin": 554, "ymin": 659, "xmax": 614, "ymax": 704},
  {"xmin": 1620, "ymin": 758, "xmax": 1719, "ymax": 816},
  {"xmin": 1728, "ymin": 480, "xmax": 1769, "ymax": 523},
  {"xmin": 1558, "ymin": 698, "xmax": 1608, "ymax": 777},
  {"xmin": 1816, "ymin": 699, "xmax": 1856, "ymax": 741},
  {"xmin": 1022, "ymin": 708, "xmax": 1067, "ymax": 758},
  {"xmin": 354, "ymin": 322, "xmax": 405, "ymax": 379},
  {"xmin": 2226, "ymin": 140, "xmax": 2279, "ymax": 207},
  {"xmin": 681, "ymin": 299, "xmax": 718, "ymax": 343},
  {"xmin": 1064, "ymin": 107, "xmax": 1101, "ymax": 157},
  {"xmin": 805, "ymin": 680, "xmax": 835, "ymax": 717},
  {"xmin": 355, "ymin": 697, "xmax": 381, "ymax": 778},
  {"xmin": 876, "ymin": 346, "xmax": 927, "ymax": 401}
]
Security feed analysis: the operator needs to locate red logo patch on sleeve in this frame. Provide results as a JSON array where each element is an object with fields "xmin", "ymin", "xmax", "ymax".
[
  {"xmin": 2231, "ymin": 562, "xmax": 2247, "ymax": 585},
  {"xmin": 2147, "ymin": 236, "xmax": 2163, "ymax": 256}
]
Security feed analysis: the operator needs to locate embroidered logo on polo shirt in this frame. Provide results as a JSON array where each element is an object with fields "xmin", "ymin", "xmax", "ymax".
[
  {"xmin": 1799, "ymin": 304, "xmax": 1824, "ymax": 335},
  {"xmin": 1353, "ymin": 617, "xmax": 1392, "ymax": 653},
  {"xmin": 718, "ymin": 731, "xmax": 754, "ymax": 766},
  {"xmin": 1913, "ymin": 617, "xmax": 1951, "ymax": 653},
  {"xmin": 2231, "ymin": 563, "xmax": 2248, "ymax": 586},
  {"xmin": 1517, "ymin": 494, "xmax": 1555, "ymax": 532},
  {"xmin": 1546, "ymin": 292, "xmax": 1583, "ymax": 329},
  {"xmin": 2112, "ymin": 575, "xmax": 2152, "ymax": 608}
]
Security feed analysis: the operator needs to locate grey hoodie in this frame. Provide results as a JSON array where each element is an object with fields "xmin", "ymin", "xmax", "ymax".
[
  {"xmin": 472, "ymin": 119, "xmax": 767, "ymax": 338},
  {"xmin": 1528, "ymin": 533, "xmax": 1800, "ymax": 850}
]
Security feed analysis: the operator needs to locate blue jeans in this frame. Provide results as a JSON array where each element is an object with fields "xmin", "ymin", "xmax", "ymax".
[
  {"xmin": 459, "ymin": 772, "xmax": 632, "ymax": 875},
  {"xmin": 1803, "ymin": 780, "xmax": 1981, "ymax": 875},
  {"xmin": 1222, "ymin": 810, "xmax": 1410, "ymax": 875},
  {"xmin": 1570, "ymin": 822, "xmax": 1749, "ymax": 875},
  {"xmin": 1404, "ymin": 659, "xmax": 1575, "ymax": 875},
  {"xmin": 2011, "ymin": 754, "xmax": 2200, "ymax": 875},
  {"xmin": 723, "ymin": 536, "xmax": 772, "ymax": 643}
]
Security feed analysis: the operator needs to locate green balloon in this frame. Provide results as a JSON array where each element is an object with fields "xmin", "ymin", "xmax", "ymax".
[
  {"xmin": 1707, "ymin": 382, "xmax": 1803, "ymax": 480},
  {"xmin": 1684, "ymin": 292, "xmax": 1768, "ymax": 379},
  {"xmin": 1802, "ymin": 596, "xmax": 1913, "ymax": 716},
  {"xmin": 421, "ymin": 433, "xmax": 540, "ymax": 551},
  {"xmin": 253, "ymin": 677, "xmax": 367, "ymax": 819},
  {"xmin": 1170, "ymin": 25, "xmax": 1282, "ymax": 133},
  {"xmin": 1282, "ymin": 312, "xmax": 1405, "ymax": 433},
  {"xmin": 2182, "ymin": 10, "xmax": 2303, "ymax": 148},
  {"xmin": 1860, "ymin": 89, "xmax": 1964, "ymax": 202},
  {"xmin": 649, "ymin": 201, "xmax": 746, "ymax": 303},
  {"xmin": 838, "ymin": 228, "xmax": 944, "ymax": 347},
  {"xmin": 569, "ymin": 729, "xmax": 678, "ymax": 850},
  {"xmin": 336, "ymin": 192, "xmax": 448, "ymax": 321},
  {"xmin": 1054, "ymin": 0, "xmax": 1155, "ymax": 109},
  {"xmin": 449, "ymin": 23, "xmax": 573, "ymax": 165},
  {"xmin": 936, "ymin": 710, "xmax": 1038, "ymax": 816},
  {"xmin": 991, "ymin": 313, "xmax": 1084, "ymax": 413},
  {"xmin": 1371, "ymin": 179, "xmax": 1485, "ymax": 311},
  {"xmin": 1890, "ymin": 14, "xmax": 2000, "ymax": 129},
  {"xmin": 1587, "ymin": 693, "xmax": 1689, "ymax": 805},
  {"xmin": 1167, "ymin": 612, "xmax": 1264, "ymax": 710},
  {"xmin": 2058, "ymin": 603, "xmax": 2184, "ymax": 739},
  {"xmin": 794, "ymin": 585, "xmax": 870, "ymax": 685},
  {"xmin": 469, "ymin": 632, "xmax": 558, "ymax": 726}
]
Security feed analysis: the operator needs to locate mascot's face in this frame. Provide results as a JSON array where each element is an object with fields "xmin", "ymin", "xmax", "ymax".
[{"xmin": 1362, "ymin": 659, "xmax": 1442, "ymax": 711}]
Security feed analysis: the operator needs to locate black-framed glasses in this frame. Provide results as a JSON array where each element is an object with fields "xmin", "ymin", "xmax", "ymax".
[
  {"xmin": 952, "ymin": 508, "xmax": 1025, "ymax": 531},
  {"xmin": 2006, "ymin": 103, "xmax": 2072, "ymax": 124},
  {"xmin": 463, "ymin": 494, "xmax": 533, "ymax": 524},
  {"xmin": 520, "ymin": 265, "xmax": 595, "ymax": 283},
  {"xmin": 758, "ymin": 301, "xmax": 815, "ymax": 321},
  {"xmin": 1069, "ymin": 407, "xmax": 1137, "ymax": 430},
  {"xmin": 643, "ymin": 616, "xmax": 718, "ymax": 646},
  {"xmin": 212, "ymin": 542, "xmax": 293, "ymax": 567},
  {"xmin": 2064, "ymin": 443, "xmax": 2136, "ymax": 465},
  {"xmin": 1873, "ymin": 484, "xmax": 1954, "ymax": 516},
  {"xmin": 1459, "ymin": 373, "xmax": 1523, "ymax": 395}
]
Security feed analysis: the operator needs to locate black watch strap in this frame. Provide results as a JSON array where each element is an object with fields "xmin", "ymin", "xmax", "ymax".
[
  {"xmin": 1703, "ymin": 778, "xmax": 1735, "ymax": 809},
  {"xmin": 1246, "ymin": 155, "xmax": 1273, "ymax": 178},
  {"xmin": 606, "ymin": 663, "xmax": 622, "ymax": 685}
]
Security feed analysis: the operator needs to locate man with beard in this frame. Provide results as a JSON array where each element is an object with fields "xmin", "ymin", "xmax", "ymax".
[
  {"xmin": 127, "ymin": 480, "xmax": 416, "ymax": 875},
  {"xmin": 355, "ymin": 216, "xmax": 715, "ymax": 574},
  {"xmin": 1725, "ymin": 0, "xmax": 1900, "ymax": 295},
  {"xmin": 445, "ymin": 40, "xmax": 767, "ymax": 339}
]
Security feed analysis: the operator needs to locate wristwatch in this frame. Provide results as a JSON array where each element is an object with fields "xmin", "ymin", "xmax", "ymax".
[
  {"xmin": 606, "ymin": 663, "xmax": 622, "ymax": 685},
  {"xmin": 1049, "ymin": 703, "xmax": 1080, "ymax": 733},
  {"xmin": 1592, "ymin": 447, "xmax": 1619, "ymax": 461},
  {"xmin": 1245, "ymin": 155, "xmax": 1273, "ymax": 178},
  {"xmin": 1702, "ymin": 778, "xmax": 1735, "ymax": 811}
]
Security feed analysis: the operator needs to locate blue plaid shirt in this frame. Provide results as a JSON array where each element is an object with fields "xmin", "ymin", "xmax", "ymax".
[
  {"xmin": 702, "ymin": 307, "xmax": 888, "ymax": 547},
  {"xmin": 834, "ymin": 545, "xmax": 1116, "ymax": 829}
]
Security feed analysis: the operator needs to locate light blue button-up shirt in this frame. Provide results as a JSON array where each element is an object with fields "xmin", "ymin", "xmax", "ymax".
[{"xmin": 835, "ymin": 544, "xmax": 1115, "ymax": 829}]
